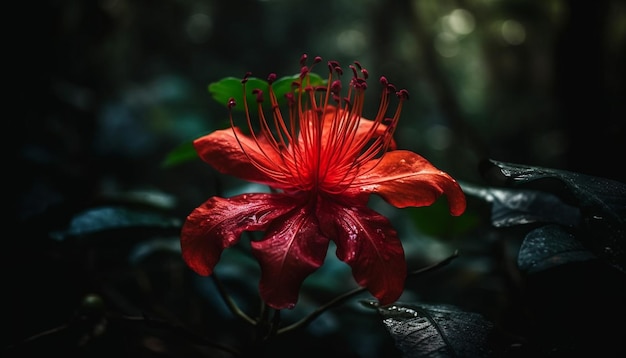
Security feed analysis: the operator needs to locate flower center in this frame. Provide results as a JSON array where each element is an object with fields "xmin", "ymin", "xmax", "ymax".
[{"xmin": 228, "ymin": 55, "xmax": 409, "ymax": 196}]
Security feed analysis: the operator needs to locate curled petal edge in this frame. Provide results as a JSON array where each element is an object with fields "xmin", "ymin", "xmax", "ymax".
[
  {"xmin": 350, "ymin": 150, "xmax": 466, "ymax": 216},
  {"xmin": 180, "ymin": 193, "xmax": 297, "ymax": 276}
]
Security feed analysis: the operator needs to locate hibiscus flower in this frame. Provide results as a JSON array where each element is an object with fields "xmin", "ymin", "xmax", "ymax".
[{"xmin": 181, "ymin": 54, "xmax": 466, "ymax": 310}]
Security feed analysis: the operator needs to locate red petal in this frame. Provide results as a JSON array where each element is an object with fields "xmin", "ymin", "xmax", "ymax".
[
  {"xmin": 318, "ymin": 200, "xmax": 406, "ymax": 306},
  {"xmin": 351, "ymin": 150, "xmax": 466, "ymax": 215},
  {"xmin": 194, "ymin": 128, "xmax": 286, "ymax": 188},
  {"xmin": 180, "ymin": 193, "xmax": 296, "ymax": 276},
  {"xmin": 251, "ymin": 206, "xmax": 330, "ymax": 310}
]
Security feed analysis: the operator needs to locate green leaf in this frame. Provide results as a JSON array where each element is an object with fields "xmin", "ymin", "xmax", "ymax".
[
  {"xmin": 208, "ymin": 73, "xmax": 326, "ymax": 110},
  {"xmin": 208, "ymin": 76, "xmax": 268, "ymax": 110},
  {"xmin": 406, "ymin": 195, "xmax": 479, "ymax": 237},
  {"xmin": 161, "ymin": 140, "xmax": 198, "ymax": 168}
]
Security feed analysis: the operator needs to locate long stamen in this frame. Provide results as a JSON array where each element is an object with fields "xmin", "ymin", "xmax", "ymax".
[
  {"xmin": 228, "ymin": 98, "xmax": 286, "ymax": 183},
  {"xmin": 353, "ymin": 89, "xmax": 409, "ymax": 181},
  {"xmin": 229, "ymin": 77, "xmax": 297, "ymax": 187},
  {"xmin": 228, "ymin": 55, "xmax": 409, "ymax": 195}
]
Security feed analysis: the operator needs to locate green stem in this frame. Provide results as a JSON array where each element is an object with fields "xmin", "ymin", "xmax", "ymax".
[
  {"xmin": 255, "ymin": 304, "xmax": 281, "ymax": 342},
  {"xmin": 277, "ymin": 250, "xmax": 459, "ymax": 335},
  {"xmin": 211, "ymin": 273, "xmax": 256, "ymax": 325},
  {"xmin": 277, "ymin": 284, "xmax": 365, "ymax": 335}
]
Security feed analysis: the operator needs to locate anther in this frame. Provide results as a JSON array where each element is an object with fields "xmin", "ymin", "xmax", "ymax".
[
  {"xmin": 352, "ymin": 78, "xmax": 367, "ymax": 90},
  {"xmin": 242, "ymin": 72, "xmax": 252, "ymax": 84},
  {"xmin": 267, "ymin": 73, "xmax": 277, "ymax": 84},
  {"xmin": 227, "ymin": 97, "xmax": 236, "ymax": 109},
  {"xmin": 396, "ymin": 89, "xmax": 410, "ymax": 100},
  {"xmin": 300, "ymin": 54, "xmax": 308, "ymax": 67},
  {"xmin": 252, "ymin": 88, "xmax": 264, "ymax": 103},
  {"xmin": 300, "ymin": 66, "xmax": 309, "ymax": 79},
  {"xmin": 361, "ymin": 68, "xmax": 369, "ymax": 80},
  {"xmin": 284, "ymin": 93, "xmax": 295, "ymax": 106}
]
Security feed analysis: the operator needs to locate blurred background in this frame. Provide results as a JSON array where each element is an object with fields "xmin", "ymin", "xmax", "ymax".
[
  {"xmin": 17, "ymin": 0, "xmax": 626, "ymax": 221},
  {"xmin": 11, "ymin": 0, "xmax": 626, "ymax": 356}
]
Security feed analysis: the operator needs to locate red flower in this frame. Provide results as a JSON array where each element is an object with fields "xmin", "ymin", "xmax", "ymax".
[{"xmin": 181, "ymin": 55, "xmax": 466, "ymax": 310}]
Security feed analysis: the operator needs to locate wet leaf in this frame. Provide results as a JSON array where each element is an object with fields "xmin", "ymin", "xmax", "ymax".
[
  {"xmin": 480, "ymin": 159, "xmax": 626, "ymax": 224},
  {"xmin": 461, "ymin": 181, "xmax": 581, "ymax": 228},
  {"xmin": 50, "ymin": 206, "xmax": 181, "ymax": 241},
  {"xmin": 517, "ymin": 224, "xmax": 597, "ymax": 274},
  {"xmin": 368, "ymin": 301, "xmax": 494, "ymax": 358},
  {"xmin": 478, "ymin": 159, "xmax": 626, "ymax": 273}
]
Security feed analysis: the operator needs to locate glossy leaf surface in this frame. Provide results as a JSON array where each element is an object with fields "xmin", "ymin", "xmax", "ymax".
[
  {"xmin": 371, "ymin": 301, "xmax": 494, "ymax": 358},
  {"xmin": 478, "ymin": 159, "xmax": 626, "ymax": 273}
]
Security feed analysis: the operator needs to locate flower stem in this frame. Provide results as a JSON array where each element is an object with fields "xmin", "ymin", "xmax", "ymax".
[
  {"xmin": 255, "ymin": 304, "xmax": 281, "ymax": 342},
  {"xmin": 211, "ymin": 273, "xmax": 256, "ymax": 325},
  {"xmin": 277, "ymin": 284, "xmax": 365, "ymax": 335},
  {"xmin": 408, "ymin": 249, "xmax": 459, "ymax": 276},
  {"xmin": 277, "ymin": 250, "xmax": 460, "ymax": 335}
]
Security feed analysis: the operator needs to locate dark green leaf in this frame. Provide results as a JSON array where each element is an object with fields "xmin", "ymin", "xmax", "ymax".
[
  {"xmin": 479, "ymin": 159, "xmax": 626, "ymax": 273},
  {"xmin": 480, "ymin": 159, "xmax": 626, "ymax": 224},
  {"xmin": 406, "ymin": 196, "xmax": 480, "ymax": 237},
  {"xmin": 369, "ymin": 301, "xmax": 494, "ymax": 358},
  {"xmin": 208, "ymin": 73, "xmax": 326, "ymax": 110},
  {"xmin": 50, "ymin": 206, "xmax": 182, "ymax": 241},
  {"xmin": 129, "ymin": 237, "xmax": 181, "ymax": 264},
  {"xmin": 461, "ymin": 181, "xmax": 581, "ymax": 228},
  {"xmin": 161, "ymin": 140, "xmax": 199, "ymax": 167},
  {"xmin": 517, "ymin": 224, "xmax": 597, "ymax": 274}
]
